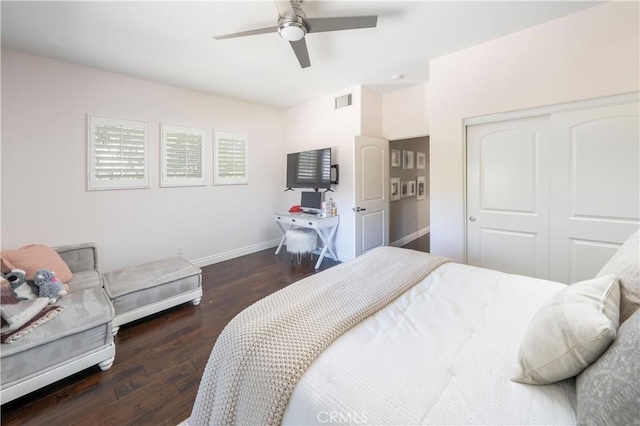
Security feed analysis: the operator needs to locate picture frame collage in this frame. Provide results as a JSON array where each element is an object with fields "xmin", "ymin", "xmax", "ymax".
[{"xmin": 390, "ymin": 149, "xmax": 426, "ymax": 201}]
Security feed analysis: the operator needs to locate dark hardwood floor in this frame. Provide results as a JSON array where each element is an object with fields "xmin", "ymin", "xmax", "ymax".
[
  {"xmin": 401, "ymin": 233, "xmax": 430, "ymax": 253},
  {"xmin": 1, "ymin": 236, "xmax": 428, "ymax": 425}
]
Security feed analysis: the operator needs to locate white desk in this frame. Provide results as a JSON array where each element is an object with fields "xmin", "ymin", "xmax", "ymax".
[{"xmin": 274, "ymin": 213, "xmax": 340, "ymax": 269}]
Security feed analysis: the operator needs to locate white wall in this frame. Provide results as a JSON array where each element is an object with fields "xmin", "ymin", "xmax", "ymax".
[
  {"xmin": 1, "ymin": 49, "xmax": 285, "ymax": 272},
  {"xmin": 429, "ymin": 1, "xmax": 640, "ymax": 262},
  {"xmin": 360, "ymin": 86, "xmax": 383, "ymax": 138},
  {"xmin": 282, "ymin": 87, "xmax": 362, "ymax": 261},
  {"xmin": 383, "ymin": 83, "xmax": 430, "ymax": 140}
]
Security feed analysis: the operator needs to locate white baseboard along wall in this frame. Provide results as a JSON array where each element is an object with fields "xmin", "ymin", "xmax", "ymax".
[
  {"xmin": 192, "ymin": 226, "xmax": 430, "ymax": 269},
  {"xmin": 390, "ymin": 226, "xmax": 430, "ymax": 248}
]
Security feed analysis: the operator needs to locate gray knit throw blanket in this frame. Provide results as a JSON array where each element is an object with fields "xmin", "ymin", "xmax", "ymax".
[{"xmin": 189, "ymin": 246, "xmax": 449, "ymax": 426}]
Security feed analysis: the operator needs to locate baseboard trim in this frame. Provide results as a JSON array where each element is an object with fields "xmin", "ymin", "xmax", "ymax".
[
  {"xmin": 390, "ymin": 226, "xmax": 430, "ymax": 248},
  {"xmin": 192, "ymin": 238, "xmax": 281, "ymax": 268},
  {"xmin": 191, "ymin": 232, "xmax": 421, "ymax": 267}
]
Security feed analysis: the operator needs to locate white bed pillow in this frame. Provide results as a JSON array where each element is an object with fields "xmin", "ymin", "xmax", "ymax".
[
  {"xmin": 597, "ymin": 229, "xmax": 639, "ymax": 324},
  {"xmin": 512, "ymin": 274, "xmax": 620, "ymax": 385}
]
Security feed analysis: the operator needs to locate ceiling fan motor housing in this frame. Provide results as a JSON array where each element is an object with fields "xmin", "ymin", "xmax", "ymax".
[{"xmin": 278, "ymin": 15, "xmax": 307, "ymax": 41}]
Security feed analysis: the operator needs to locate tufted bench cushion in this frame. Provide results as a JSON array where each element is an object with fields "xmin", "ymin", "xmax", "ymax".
[
  {"xmin": 1, "ymin": 287, "xmax": 114, "ymax": 386},
  {"xmin": 103, "ymin": 257, "xmax": 202, "ymax": 334},
  {"xmin": 1, "ymin": 242, "xmax": 115, "ymax": 404}
]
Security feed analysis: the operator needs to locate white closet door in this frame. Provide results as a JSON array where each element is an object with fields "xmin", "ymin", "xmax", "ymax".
[
  {"xmin": 467, "ymin": 116, "xmax": 550, "ymax": 278},
  {"xmin": 549, "ymin": 101, "xmax": 640, "ymax": 283}
]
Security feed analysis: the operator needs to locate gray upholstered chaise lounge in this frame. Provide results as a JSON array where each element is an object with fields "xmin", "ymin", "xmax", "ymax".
[{"xmin": 0, "ymin": 243, "xmax": 115, "ymax": 404}]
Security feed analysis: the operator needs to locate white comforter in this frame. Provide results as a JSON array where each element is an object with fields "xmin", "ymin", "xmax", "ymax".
[{"xmin": 282, "ymin": 262, "xmax": 577, "ymax": 425}]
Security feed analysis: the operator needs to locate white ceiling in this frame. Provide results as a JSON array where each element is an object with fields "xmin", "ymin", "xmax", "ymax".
[{"xmin": 1, "ymin": 1, "xmax": 600, "ymax": 109}]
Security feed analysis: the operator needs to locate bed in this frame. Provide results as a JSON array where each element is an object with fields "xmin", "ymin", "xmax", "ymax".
[{"xmin": 188, "ymin": 232, "xmax": 639, "ymax": 426}]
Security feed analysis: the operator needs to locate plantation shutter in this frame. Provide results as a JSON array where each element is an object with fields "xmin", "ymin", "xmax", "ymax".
[
  {"xmin": 161, "ymin": 125, "xmax": 206, "ymax": 187},
  {"xmin": 88, "ymin": 115, "xmax": 149, "ymax": 190},
  {"xmin": 214, "ymin": 131, "xmax": 249, "ymax": 185}
]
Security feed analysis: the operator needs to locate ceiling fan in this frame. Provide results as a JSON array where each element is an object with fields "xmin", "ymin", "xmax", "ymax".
[{"xmin": 213, "ymin": 0, "xmax": 378, "ymax": 69}]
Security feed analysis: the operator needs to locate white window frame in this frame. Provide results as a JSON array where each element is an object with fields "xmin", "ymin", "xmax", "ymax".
[
  {"xmin": 213, "ymin": 130, "xmax": 249, "ymax": 185},
  {"xmin": 87, "ymin": 115, "xmax": 149, "ymax": 190},
  {"xmin": 160, "ymin": 124, "xmax": 206, "ymax": 187}
]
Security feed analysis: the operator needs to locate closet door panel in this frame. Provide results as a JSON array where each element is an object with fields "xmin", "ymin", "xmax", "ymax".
[
  {"xmin": 479, "ymin": 229, "xmax": 537, "ymax": 277},
  {"xmin": 550, "ymin": 102, "xmax": 640, "ymax": 283},
  {"xmin": 571, "ymin": 118, "xmax": 639, "ymax": 219},
  {"xmin": 467, "ymin": 116, "xmax": 550, "ymax": 279},
  {"xmin": 569, "ymin": 239, "xmax": 621, "ymax": 283}
]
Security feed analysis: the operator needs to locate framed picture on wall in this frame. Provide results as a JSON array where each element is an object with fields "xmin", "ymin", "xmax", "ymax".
[
  {"xmin": 417, "ymin": 176, "xmax": 426, "ymax": 200},
  {"xmin": 391, "ymin": 149, "xmax": 401, "ymax": 168},
  {"xmin": 416, "ymin": 152, "xmax": 426, "ymax": 169},
  {"xmin": 401, "ymin": 181, "xmax": 409, "ymax": 198},
  {"xmin": 390, "ymin": 177, "xmax": 400, "ymax": 201},
  {"xmin": 408, "ymin": 179, "xmax": 417, "ymax": 197},
  {"xmin": 402, "ymin": 150, "xmax": 414, "ymax": 169}
]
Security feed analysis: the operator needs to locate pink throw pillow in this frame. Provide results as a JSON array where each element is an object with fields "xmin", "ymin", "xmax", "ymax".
[{"xmin": 1, "ymin": 244, "xmax": 74, "ymax": 283}]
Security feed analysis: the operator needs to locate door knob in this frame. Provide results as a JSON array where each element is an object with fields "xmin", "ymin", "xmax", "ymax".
[{"xmin": 469, "ymin": 216, "xmax": 476, "ymax": 222}]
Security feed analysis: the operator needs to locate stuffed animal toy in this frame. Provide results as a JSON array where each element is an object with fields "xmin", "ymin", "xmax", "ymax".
[
  {"xmin": 33, "ymin": 269, "xmax": 67, "ymax": 304},
  {"xmin": 4, "ymin": 269, "xmax": 38, "ymax": 301}
]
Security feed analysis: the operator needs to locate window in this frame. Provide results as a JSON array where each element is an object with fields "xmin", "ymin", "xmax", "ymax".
[
  {"xmin": 87, "ymin": 115, "xmax": 149, "ymax": 190},
  {"xmin": 161, "ymin": 124, "xmax": 206, "ymax": 187},
  {"xmin": 213, "ymin": 131, "xmax": 249, "ymax": 185}
]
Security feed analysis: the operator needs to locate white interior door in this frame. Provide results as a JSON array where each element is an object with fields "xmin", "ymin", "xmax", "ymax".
[
  {"xmin": 466, "ymin": 116, "xmax": 550, "ymax": 278},
  {"xmin": 354, "ymin": 136, "xmax": 389, "ymax": 256},
  {"xmin": 549, "ymin": 101, "xmax": 640, "ymax": 283}
]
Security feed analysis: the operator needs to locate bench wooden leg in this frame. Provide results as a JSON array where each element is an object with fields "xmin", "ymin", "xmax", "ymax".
[{"xmin": 99, "ymin": 356, "xmax": 115, "ymax": 371}]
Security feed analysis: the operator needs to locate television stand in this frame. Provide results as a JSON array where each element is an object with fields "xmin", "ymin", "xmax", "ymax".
[{"xmin": 274, "ymin": 212, "xmax": 340, "ymax": 269}]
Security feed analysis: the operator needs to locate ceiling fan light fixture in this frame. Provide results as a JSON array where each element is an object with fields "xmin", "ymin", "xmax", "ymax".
[
  {"xmin": 214, "ymin": 1, "xmax": 379, "ymax": 69},
  {"xmin": 279, "ymin": 21, "xmax": 306, "ymax": 41}
]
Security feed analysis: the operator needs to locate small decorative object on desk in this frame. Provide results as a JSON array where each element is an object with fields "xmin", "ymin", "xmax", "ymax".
[
  {"xmin": 322, "ymin": 201, "xmax": 331, "ymax": 217},
  {"xmin": 330, "ymin": 198, "xmax": 337, "ymax": 216}
]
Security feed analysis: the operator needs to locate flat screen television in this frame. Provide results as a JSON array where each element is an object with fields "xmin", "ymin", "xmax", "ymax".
[{"xmin": 286, "ymin": 148, "xmax": 331, "ymax": 189}]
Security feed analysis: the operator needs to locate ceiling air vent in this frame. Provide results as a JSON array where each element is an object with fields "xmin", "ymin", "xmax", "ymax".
[{"xmin": 334, "ymin": 93, "xmax": 353, "ymax": 110}]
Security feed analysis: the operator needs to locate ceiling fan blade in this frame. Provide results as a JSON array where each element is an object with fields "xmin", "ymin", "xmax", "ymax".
[
  {"xmin": 305, "ymin": 16, "xmax": 378, "ymax": 34},
  {"xmin": 274, "ymin": 0, "xmax": 297, "ymax": 19},
  {"xmin": 289, "ymin": 39, "xmax": 310, "ymax": 68},
  {"xmin": 214, "ymin": 26, "xmax": 278, "ymax": 40}
]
